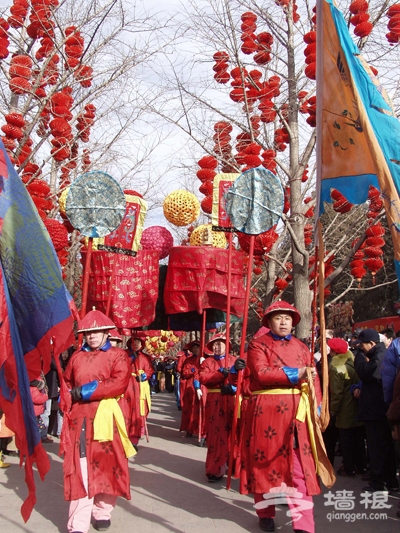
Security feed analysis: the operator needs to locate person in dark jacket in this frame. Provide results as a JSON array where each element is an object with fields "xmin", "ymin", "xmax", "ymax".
[
  {"xmin": 328, "ymin": 338, "xmax": 366, "ymax": 477},
  {"xmin": 354, "ymin": 328, "xmax": 398, "ymax": 492},
  {"xmin": 386, "ymin": 368, "xmax": 400, "ymax": 517}
]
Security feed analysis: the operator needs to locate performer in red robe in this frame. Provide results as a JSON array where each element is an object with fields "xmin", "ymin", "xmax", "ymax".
[
  {"xmin": 63, "ymin": 310, "xmax": 135, "ymax": 533},
  {"xmin": 239, "ymin": 301, "xmax": 323, "ymax": 533},
  {"xmin": 180, "ymin": 341, "xmax": 206, "ymax": 439},
  {"xmin": 125, "ymin": 335, "xmax": 154, "ymax": 448},
  {"xmin": 233, "ymin": 326, "xmax": 270, "ymax": 479},
  {"xmin": 198, "ymin": 334, "xmax": 237, "ymax": 482},
  {"xmin": 176, "ymin": 346, "xmax": 192, "ymax": 409}
]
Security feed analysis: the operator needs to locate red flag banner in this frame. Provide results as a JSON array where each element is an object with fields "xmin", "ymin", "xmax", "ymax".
[
  {"xmin": 103, "ymin": 194, "xmax": 147, "ymax": 252},
  {"xmin": 212, "ymin": 173, "xmax": 239, "ymax": 231}
]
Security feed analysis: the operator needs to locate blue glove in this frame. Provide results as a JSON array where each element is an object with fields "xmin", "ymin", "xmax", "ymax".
[
  {"xmin": 191, "ymin": 367, "xmax": 195, "ymax": 373},
  {"xmin": 194, "ymin": 379, "xmax": 200, "ymax": 390},
  {"xmin": 140, "ymin": 373, "xmax": 147, "ymax": 382},
  {"xmin": 81, "ymin": 380, "xmax": 99, "ymax": 401}
]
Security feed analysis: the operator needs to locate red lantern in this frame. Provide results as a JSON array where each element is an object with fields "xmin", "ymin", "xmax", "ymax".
[
  {"xmin": 197, "ymin": 168, "xmax": 216, "ymax": 183},
  {"xmin": 43, "ymin": 218, "xmax": 69, "ymax": 251},
  {"xmin": 201, "ymin": 195, "xmax": 213, "ymax": 214},
  {"xmin": 198, "ymin": 155, "xmax": 218, "ymax": 169},
  {"xmin": 275, "ymin": 278, "xmax": 288, "ymax": 292}
]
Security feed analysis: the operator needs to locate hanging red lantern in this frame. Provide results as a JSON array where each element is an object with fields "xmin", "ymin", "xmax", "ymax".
[
  {"xmin": 201, "ymin": 195, "xmax": 213, "ymax": 214},
  {"xmin": 354, "ymin": 21, "xmax": 373, "ymax": 37},
  {"xmin": 199, "ymin": 180, "xmax": 213, "ymax": 196},
  {"xmin": 197, "ymin": 168, "xmax": 216, "ymax": 183},
  {"xmin": 351, "ymin": 266, "xmax": 367, "ymax": 286},
  {"xmin": 275, "ymin": 278, "xmax": 288, "ymax": 292},
  {"xmin": 331, "ymin": 189, "xmax": 353, "ymax": 213},
  {"xmin": 43, "ymin": 218, "xmax": 69, "ymax": 251},
  {"xmin": 365, "ymin": 236, "xmax": 385, "ymax": 247},
  {"xmin": 9, "ymin": 76, "xmax": 32, "ymax": 94},
  {"xmin": 27, "ymin": 179, "xmax": 50, "ymax": 197},
  {"xmin": 364, "ymin": 257, "xmax": 384, "ymax": 284},
  {"xmin": 198, "ymin": 155, "xmax": 218, "ymax": 169},
  {"xmin": 349, "ymin": 0, "xmax": 369, "ymax": 15},
  {"xmin": 238, "ymin": 227, "xmax": 278, "ymax": 255},
  {"xmin": 366, "ymin": 223, "xmax": 385, "ymax": 237}
]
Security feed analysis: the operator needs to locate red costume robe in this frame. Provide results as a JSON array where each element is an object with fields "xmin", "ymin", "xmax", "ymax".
[
  {"xmin": 199, "ymin": 354, "xmax": 237, "ymax": 477},
  {"xmin": 239, "ymin": 333, "xmax": 321, "ymax": 496},
  {"xmin": 124, "ymin": 350, "xmax": 154, "ymax": 440},
  {"xmin": 180, "ymin": 355, "xmax": 207, "ymax": 436},
  {"xmin": 176, "ymin": 352, "xmax": 191, "ymax": 408},
  {"xmin": 63, "ymin": 346, "xmax": 131, "ymax": 501}
]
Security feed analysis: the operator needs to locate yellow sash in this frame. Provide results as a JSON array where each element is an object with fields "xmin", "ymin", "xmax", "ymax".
[
  {"xmin": 252, "ymin": 384, "xmax": 318, "ymax": 473},
  {"xmin": 132, "ymin": 370, "xmax": 152, "ymax": 416},
  {"xmin": 207, "ymin": 388, "xmax": 221, "ymax": 393},
  {"xmin": 139, "ymin": 372, "xmax": 151, "ymax": 416},
  {"xmin": 93, "ymin": 398, "xmax": 136, "ymax": 458}
]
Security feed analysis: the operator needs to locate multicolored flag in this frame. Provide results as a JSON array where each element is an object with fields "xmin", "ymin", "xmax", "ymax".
[
  {"xmin": 0, "ymin": 139, "xmax": 77, "ymax": 520},
  {"xmin": 316, "ymin": 0, "xmax": 400, "ymax": 284}
]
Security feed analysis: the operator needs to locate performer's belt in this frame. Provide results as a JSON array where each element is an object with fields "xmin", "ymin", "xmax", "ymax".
[
  {"xmin": 251, "ymin": 383, "xmax": 318, "ymax": 473},
  {"xmin": 207, "ymin": 388, "xmax": 221, "ymax": 393},
  {"xmin": 132, "ymin": 370, "xmax": 151, "ymax": 415},
  {"xmin": 93, "ymin": 398, "xmax": 136, "ymax": 458}
]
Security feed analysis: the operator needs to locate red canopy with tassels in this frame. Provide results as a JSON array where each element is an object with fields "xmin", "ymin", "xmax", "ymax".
[{"xmin": 164, "ymin": 246, "xmax": 246, "ymax": 317}]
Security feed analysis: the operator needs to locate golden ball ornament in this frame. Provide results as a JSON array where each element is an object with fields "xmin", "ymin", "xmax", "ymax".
[
  {"xmin": 58, "ymin": 187, "xmax": 70, "ymax": 216},
  {"xmin": 163, "ymin": 190, "xmax": 200, "ymax": 226},
  {"xmin": 189, "ymin": 224, "xmax": 227, "ymax": 248}
]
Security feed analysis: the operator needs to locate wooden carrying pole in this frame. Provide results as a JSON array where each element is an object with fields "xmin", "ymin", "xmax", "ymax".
[
  {"xmin": 79, "ymin": 237, "xmax": 93, "ymax": 347},
  {"xmin": 226, "ymin": 235, "xmax": 255, "ymax": 490},
  {"xmin": 224, "ymin": 232, "xmax": 233, "ymax": 363},
  {"xmin": 198, "ymin": 310, "xmax": 207, "ymax": 443},
  {"xmin": 318, "ymin": 220, "xmax": 330, "ymax": 431}
]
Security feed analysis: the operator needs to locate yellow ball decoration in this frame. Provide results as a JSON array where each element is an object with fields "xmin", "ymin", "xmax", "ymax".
[
  {"xmin": 58, "ymin": 187, "xmax": 70, "ymax": 216},
  {"xmin": 83, "ymin": 237, "xmax": 101, "ymax": 250},
  {"xmin": 190, "ymin": 224, "xmax": 227, "ymax": 249},
  {"xmin": 163, "ymin": 190, "xmax": 200, "ymax": 227}
]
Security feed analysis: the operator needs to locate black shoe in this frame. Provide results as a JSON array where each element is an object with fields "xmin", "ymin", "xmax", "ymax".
[
  {"xmin": 94, "ymin": 519, "xmax": 111, "ymax": 531},
  {"xmin": 294, "ymin": 530, "xmax": 310, "ymax": 533},
  {"xmin": 207, "ymin": 474, "xmax": 223, "ymax": 483},
  {"xmin": 198, "ymin": 437, "xmax": 206, "ymax": 447},
  {"xmin": 259, "ymin": 518, "xmax": 275, "ymax": 532},
  {"xmin": 387, "ymin": 485, "xmax": 399, "ymax": 492},
  {"xmin": 2, "ymin": 450, "xmax": 19, "ymax": 457},
  {"xmin": 133, "ymin": 444, "xmax": 138, "ymax": 452}
]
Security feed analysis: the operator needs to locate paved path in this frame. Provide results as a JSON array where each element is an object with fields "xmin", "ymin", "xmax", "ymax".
[{"xmin": 1, "ymin": 393, "xmax": 400, "ymax": 532}]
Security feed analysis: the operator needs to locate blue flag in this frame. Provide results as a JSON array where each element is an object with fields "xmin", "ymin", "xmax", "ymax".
[{"xmin": 316, "ymin": 0, "xmax": 400, "ymax": 285}]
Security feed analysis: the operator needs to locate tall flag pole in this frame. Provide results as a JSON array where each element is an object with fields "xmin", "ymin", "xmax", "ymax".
[{"xmin": 316, "ymin": 0, "xmax": 400, "ymax": 292}]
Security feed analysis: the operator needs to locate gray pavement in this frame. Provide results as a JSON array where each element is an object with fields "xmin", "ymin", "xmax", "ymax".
[{"xmin": 1, "ymin": 393, "xmax": 400, "ymax": 532}]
